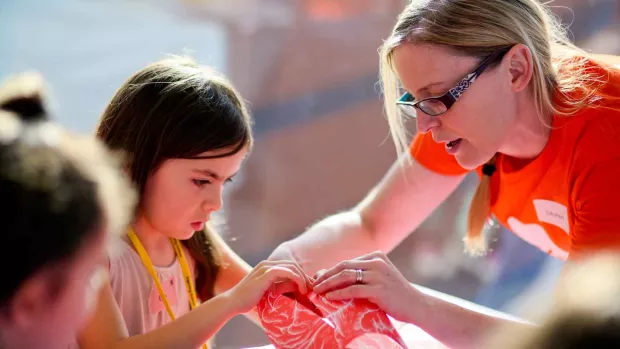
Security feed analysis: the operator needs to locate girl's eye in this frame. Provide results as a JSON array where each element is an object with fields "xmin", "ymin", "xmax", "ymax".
[
  {"xmin": 225, "ymin": 178, "xmax": 234, "ymax": 185},
  {"xmin": 192, "ymin": 179, "xmax": 211, "ymax": 187}
]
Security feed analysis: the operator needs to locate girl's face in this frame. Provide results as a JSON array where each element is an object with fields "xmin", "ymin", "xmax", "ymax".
[{"xmin": 140, "ymin": 146, "xmax": 249, "ymax": 240}]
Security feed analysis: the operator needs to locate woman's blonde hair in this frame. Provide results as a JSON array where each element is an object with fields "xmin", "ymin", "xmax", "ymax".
[{"xmin": 379, "ymin": 0, "xmax": 603, "ymax": 255}]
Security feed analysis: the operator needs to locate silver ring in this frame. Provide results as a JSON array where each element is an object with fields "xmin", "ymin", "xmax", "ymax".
[{"xmin": 355, "ymin": 269, "xmax": 363, "ymax": 284}]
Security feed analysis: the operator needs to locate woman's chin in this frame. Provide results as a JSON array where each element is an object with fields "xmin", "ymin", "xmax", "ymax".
[
  {"xmin": 454, "ymin": 150, "xmax": 492, "ymax": 171},
  {"xmin": 454, "ymin": 154, "xmax": 478, "ymax": 171}
]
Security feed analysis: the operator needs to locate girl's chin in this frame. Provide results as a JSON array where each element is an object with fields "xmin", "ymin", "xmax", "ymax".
[{"xmin": 169, "ymin": 229, "xmax": 197, "ymax": 241}]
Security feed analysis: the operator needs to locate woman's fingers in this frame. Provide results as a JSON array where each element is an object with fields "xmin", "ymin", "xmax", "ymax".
[
  {"xmin": 253, "ymin": 252, "xmax": 391, "ymax": 298},
  {"xmin": 313, "ymin": 257, "xmax": 386, "ymax": 287},
  {"xmin": 314, "ymin": 269, "xmax": 328, "ymax": 280},
  {"xmin": 324, "ymin": 284, "xmax": 379, "ymax": 301},
  {"xmin": 313, "ymin": 269, "xmax": 381, "ymax": 294}
]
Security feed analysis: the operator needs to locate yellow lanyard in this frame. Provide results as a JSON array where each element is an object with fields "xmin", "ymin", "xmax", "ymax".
[{"xmin": 128, "ymin": 229, "xmax": 208, "ymax": 349}]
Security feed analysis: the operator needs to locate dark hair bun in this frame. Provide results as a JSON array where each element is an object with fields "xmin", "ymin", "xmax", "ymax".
[{"xmin": 0, "ymin": 72, "xmax": 48, "ymax": 122}]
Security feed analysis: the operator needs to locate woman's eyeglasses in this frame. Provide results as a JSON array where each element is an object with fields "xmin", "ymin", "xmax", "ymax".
[{"xmin": 396, "ymin": 46, "xmax": 512, "ymax": 118}]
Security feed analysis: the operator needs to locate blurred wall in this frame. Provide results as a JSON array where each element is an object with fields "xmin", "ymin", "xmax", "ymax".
[{"xmin": 1, "ymin": 0, "xmax": 619, "ymax": 348}]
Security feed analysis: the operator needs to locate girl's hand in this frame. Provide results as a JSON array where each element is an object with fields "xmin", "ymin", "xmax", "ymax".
[
  {"xmin": 312, "ymin": 251, "xmax": 418, "ymax": 323},
  {"xmin": 226, "ymin": 260, "xmax": 313, "ymax": 314}
]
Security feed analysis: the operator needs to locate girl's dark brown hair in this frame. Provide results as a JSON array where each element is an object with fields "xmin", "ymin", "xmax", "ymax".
[
  {"xmin": 96, "ymin": 56, "xmax": 253, "ymax": 300},
  {"xmin": 0, "ymin": 73, "xmax": 135, "ymax": 306}
]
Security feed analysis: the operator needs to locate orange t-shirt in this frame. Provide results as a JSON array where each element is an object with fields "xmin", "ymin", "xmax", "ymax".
[{"xmin": 410, "ymin": 55, "xmax": 620, "ymax": 260}]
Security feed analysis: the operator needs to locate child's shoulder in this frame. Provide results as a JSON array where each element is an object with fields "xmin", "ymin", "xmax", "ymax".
[
  {"xmin": 107, "ymin": 238, "xmax": 141, "ymax": 278},
  {"xmin": 106, "ymin": 238, "xmax": 196, "ymax": 281}
]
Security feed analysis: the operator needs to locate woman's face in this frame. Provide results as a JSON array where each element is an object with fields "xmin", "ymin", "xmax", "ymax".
[{"xmin": 393, "ymin": 43, "xmax": 521, "ymax": 169}]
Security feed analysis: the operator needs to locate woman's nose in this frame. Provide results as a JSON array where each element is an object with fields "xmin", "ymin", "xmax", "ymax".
[{"xmin": 415, "ymin": 111, "xmax": 440, "ymax": 133}]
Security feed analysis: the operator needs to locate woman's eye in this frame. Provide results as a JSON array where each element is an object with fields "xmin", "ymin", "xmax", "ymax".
[{"xmin": 192, "ymin": 179, "xmax": 211, "ymax": 187}]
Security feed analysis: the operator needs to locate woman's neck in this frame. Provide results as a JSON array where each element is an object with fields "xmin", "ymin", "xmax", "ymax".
[
  {"xmin": 131, "ymin": 214, "xmax": 176, "ymax": 267},
  {"xmin": 500, "ymin": 92, "xmax": 553, "ymax": 159}
]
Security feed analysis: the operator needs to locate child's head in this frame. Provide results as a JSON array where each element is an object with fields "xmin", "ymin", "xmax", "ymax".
[
  {"xmin": 0, "ymin": 73, "xmax": 135, "ymax": 349},
  {"xmin": 96, "ymin": 55, "xmax": 253, "ymax": 299},
  {"xmin": 485, "ymin": 253, "xmax": 620, "ymax": 349}
]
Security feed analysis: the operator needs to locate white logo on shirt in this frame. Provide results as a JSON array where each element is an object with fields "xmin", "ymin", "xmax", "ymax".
[{"xmin": 507, "ymin": 216, "xmax": 568, "ymax": 260}]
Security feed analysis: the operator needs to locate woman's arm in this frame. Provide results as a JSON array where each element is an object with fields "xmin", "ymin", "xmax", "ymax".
[
  {"xmin": 409, "ymin": 285, "xmax": 534, "ymax": 349},
  {"xmin": 270, "ymin": 154, "xmax": 467, "ymax": 275},
  {"xmin": 312, "ymin": 252, "xmax": 533, "ymax": 349}
]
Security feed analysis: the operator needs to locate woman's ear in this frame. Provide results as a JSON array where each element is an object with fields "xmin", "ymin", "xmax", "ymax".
[{"xmin": 504, "ymin": 44, "xmax": 534, "ymax": 93}]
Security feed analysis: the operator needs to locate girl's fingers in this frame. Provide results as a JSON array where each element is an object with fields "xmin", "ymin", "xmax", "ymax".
[
  {"xmin": 260, "ymin": 265, "xmax": 309, "ymax": 294},
  {"xmin": 271, "ymin": 279, "xmax": 300, "ymax": 294},
  {"xmin": 258, "ymin": 260, "xmax": 314, "ymax": 291}
]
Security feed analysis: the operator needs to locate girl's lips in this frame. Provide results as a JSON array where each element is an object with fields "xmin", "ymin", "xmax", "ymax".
[{"xmin": 191, "ymin": 222, "xmax": 205, "ymax": 231}]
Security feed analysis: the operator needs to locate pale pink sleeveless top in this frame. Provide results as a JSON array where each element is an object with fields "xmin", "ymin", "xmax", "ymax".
[
  {"xmin": 66, "ymin": 240, "xmax": 196, "ymax": 348},
  {"xmin": 108, "ymin": 239, "xmax": 195, "ymax": 335}
]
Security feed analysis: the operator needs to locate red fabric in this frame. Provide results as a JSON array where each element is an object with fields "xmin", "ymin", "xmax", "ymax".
[{"xmin": 257, "ymin": 290, "xmax": 408, "ymax": 349}]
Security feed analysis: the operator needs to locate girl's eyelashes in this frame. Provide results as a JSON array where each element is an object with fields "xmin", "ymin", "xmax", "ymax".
[
  {"xmin": 192, "ymin": 178, "xmax": 211, "ymax": 187},
  {"xmin": 193, "ymin": 177, "xmax": 233, "ymax": 187}
]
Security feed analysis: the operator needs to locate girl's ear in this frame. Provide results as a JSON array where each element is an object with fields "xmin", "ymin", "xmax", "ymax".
[{"xmin": 7, "ymin": 266, "xmax": 66, "ymax": 327}]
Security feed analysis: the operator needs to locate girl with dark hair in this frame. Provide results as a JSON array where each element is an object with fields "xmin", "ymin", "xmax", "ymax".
[{"xmin": 76, "ymin": 56, "xmax": 310, "ymax": 349}]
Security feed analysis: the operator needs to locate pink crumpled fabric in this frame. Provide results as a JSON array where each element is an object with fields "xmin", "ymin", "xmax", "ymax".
[{"xmin": 256, "ymin": 289, "xmax": 409, "ymax": 349}]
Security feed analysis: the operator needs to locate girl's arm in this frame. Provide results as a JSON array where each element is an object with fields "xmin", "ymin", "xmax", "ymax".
[
  {"xmin": 210, "ymin": 231, "xmax": 263, "ymax": 327},
  {"xmin": 78, "ymin": 261, "xmax": 308, "ymax": 349},
  {"xmin": 77, "ymin": 283, "xmax": 238, "ymax": 349}
]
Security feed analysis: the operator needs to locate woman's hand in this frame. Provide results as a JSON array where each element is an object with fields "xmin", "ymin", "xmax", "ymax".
[
  {"xmin": 312, "ymin": 251, "xmax": 418, "ymax": 323},
  {"xmin": 226, "ymin": 260, "xmax": 314, "ymax": 314}
]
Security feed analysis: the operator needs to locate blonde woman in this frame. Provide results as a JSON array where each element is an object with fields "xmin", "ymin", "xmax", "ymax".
[{"xmin": 270, "ymin": 0, "xmax": 620, "ymax": 348}]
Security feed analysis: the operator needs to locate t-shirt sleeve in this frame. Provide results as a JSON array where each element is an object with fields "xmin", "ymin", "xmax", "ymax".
[
  {"xmin": 569, "ymin": 156, "xmax": 620, "ymax": 258},
  {"xmin": 409, "ymin": 132, "xmax": 469, "ymax": 176}
]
